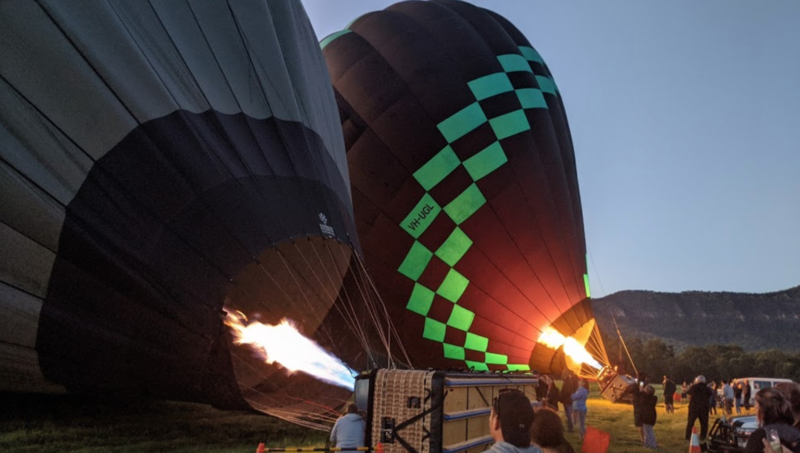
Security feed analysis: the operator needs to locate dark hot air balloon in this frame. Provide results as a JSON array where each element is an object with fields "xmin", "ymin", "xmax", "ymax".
[
  {"xmin": 0, "ymin": 0, "xmax": 379, "ymax": 429},
  {"xmin": 322, "ymin": 0, "xmax": 603, "ymax": 376}
]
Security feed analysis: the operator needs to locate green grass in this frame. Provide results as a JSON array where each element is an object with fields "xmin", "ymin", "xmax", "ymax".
[
  {"xmin": 1, "ymin": 385, "xmax": 744, "ymax": 452},
  {"xmin": 0, "ymin": 393, "xmax": 326, "ymax": 453}
]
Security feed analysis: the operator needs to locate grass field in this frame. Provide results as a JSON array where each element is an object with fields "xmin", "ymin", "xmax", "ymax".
[
  {"xmin": 0, "ymin": 393, "xmax": 326, "ymax": 453},
  {"xmin": 0, "ymin": 384, "xmax": 741, "ymax": 453}
]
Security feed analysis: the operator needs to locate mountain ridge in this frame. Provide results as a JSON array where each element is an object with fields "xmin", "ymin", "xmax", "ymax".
[{"xmin": 591, "ymin": 285, "xmax": 800, "ymax": 352}]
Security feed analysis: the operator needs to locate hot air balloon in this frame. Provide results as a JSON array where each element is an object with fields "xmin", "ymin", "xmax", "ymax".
[
  {"xmin": 322, "ymin": 0, "xmax": 604, "ymax": 376},
  {"xmin": 0, "ymin": 0, "xmax": 379, "ymax": 429}
]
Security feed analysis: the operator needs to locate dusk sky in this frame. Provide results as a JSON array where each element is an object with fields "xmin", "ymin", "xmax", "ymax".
[{"xmin": 303, "ymin": 0, "xmax": 800, "ymax": 297}]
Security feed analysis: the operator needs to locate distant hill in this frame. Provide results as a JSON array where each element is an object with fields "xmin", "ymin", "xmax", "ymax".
[{"xmin": 592, "ymin": 285, "xmax": 800, "ymax": 352}]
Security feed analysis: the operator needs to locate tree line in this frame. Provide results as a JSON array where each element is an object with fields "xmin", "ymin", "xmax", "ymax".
[{"xmin": 602, "ymin": 334, "xmax": 800, "ymax": 384}]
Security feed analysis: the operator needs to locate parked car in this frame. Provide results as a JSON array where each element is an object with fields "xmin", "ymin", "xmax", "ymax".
[
  {"xmin": 734, "ymin": 377, "xmax": 796, "ymax": 406},
  {"xmin": 707, "ymin": 414, "xmax": 758, "ymax": 453}
]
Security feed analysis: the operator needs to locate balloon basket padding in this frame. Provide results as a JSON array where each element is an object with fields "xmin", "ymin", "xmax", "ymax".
[{"xmin": 354, "ymin": 369, "xmax": 539, "ymax": 453}]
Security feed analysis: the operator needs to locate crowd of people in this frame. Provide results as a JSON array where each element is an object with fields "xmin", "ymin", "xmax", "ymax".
[
  {"xmin": 679, "ymin": 376, "xmax": 754, "ymax": 419},
  {"xmin": 329, "ymin": 370, "xmax": 585, "ymax": 453},
  {"xmin": 628, "ymin": 372, "xmax": 800, "ymax": 453},
  {"xmin": 330, "ymin": 372, "xmax": 800, "ymax": 453}
]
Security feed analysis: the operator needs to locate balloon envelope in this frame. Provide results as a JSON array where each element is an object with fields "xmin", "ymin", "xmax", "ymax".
[
  {"xmin": 322, "ymin": 0, "xmax": 595, "ymax": 373},
  {"xmin": 0, "ymin": 0, "xmax": 365, "ymax": 427}
]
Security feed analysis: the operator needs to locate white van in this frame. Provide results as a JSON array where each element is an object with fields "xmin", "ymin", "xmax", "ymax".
[{"xmin": 734, "ymin": 377, "xmax": 796, "ymax": 406}]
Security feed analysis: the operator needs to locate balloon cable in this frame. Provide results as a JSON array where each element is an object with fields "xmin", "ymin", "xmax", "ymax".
[{"xmin": 612, "ymin": 314, "xmax": 637, "ymax": 376}]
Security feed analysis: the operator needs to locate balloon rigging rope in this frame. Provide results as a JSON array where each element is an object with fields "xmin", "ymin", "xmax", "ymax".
[
  {"xmin": 295, "ymin": 240, "xmax": 369, "ymax": 355},
  {"xmin": 293, "ymin": 241, "xmax": 374, "ymax": 365},
  {"xmin": 589, "ymin": 327, "xmax": 611, "ymax": 366},
  {"xmin": 230, "ymin": 352, "xmax": 343, "ymax": 426},
  {"xmin": 343, "ymin": 254, "xmax": 396, "ymax": 368},
  {"xmin": 588, "ymin": 253, "xmax": 607, "ymax": 298},
  {"xmin": 279, "ymin": 241, "xmax": 350, "ymax": 349},
  {"xmin": 612, "ymin": 314, "xmax": 638, "ymax": 376},
  {"xmin": 271, "ymin": 247, "xmax": 344, "ymax": 349},
  {"xmin": 327, "ymin": 238, "xmax": 412, "ymax": 369},
  {"xmin": 322, "ymin": 240, "xmax": 393, "ymax": 368},
  {"xmin": 231, "ymin": 351, "xmax": 353, "ymax": 427},
  {"xmin": 313, "ymin": 241, "xmax": 382, "ymax": 368},
  {"xmin": 583, "ymin": 335, "xmax": 610, "ymax": 367},
  {"xmin": 352, "ymin": 251, "xmax": 415, "ymax": 369},
  {"xmin": 230, "ymin": 350, "xmax": 349, "ymax": 419}
]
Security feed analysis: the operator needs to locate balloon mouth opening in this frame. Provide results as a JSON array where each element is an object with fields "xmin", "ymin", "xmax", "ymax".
[
  {"xmin": 221, "ymin": 238, "xmax": 358, "ymax": 414},
  {"xmin": 535, "ymin": 322, "xmax": 603, "ymax": 377}
]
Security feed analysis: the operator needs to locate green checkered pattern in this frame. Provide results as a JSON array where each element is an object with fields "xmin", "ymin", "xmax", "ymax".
[
  {"xmin": 398, "ymin": 46, "xmax": 559, "ymax": 371},
  {"xmin": 584, "ymin": 254, "xmax": 591, "ymax": 298}
]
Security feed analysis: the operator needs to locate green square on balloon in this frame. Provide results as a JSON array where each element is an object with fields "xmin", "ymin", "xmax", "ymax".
[
  {"xmin": 423, "ymin": 317, "xmax": 447, "ymax": 342},
  {"xmin": 437, "ymin": 268, "xmax": 469, "ymax": 302},
  {"xmin": 406, "ymin": 283, "xmax": 435, "ymax": 316},
  {"xmin": 398, "ymin": 241, "xmax": 433, "ymax": 281},
  {"xmin": 444, "ymin": 343, "xmax": 466, "ymax": 360},
  {"xmin": 446, "ymin": 305, "xmax": 474, "ymax": 331}
]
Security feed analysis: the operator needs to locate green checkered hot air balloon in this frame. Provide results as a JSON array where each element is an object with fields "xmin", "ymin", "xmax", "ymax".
[{"xmin": 322, "ymin": 0, "xmax": 598, "ymax": 375}]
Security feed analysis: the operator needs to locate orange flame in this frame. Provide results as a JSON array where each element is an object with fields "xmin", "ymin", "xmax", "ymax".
[
  {"xmin": 537, "ymin": 327, "xmax": 602, "ymax": 369},
  {"xmin": 224, "ymin": 311, "xmax": 355, "ymax": 390}
]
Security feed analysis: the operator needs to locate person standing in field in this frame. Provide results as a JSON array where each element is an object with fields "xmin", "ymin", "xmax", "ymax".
[
  {"xmin": 641, "ymin": 385, "xmax": 659, "ymax": 449},
  {"xmin": 533, "ymin": 370, "xmax": 545, "ymax": 402},
  {"xmin": 663, "ymin": 376, "xmax": 677, "ymax": 414},
  {"xmin": 571, "ymin": 379, "xmax": 589, "ymax": 441},
  {"xmin": 560, "ymin": 370, "xmax": 577, "ymax": 433},
  {"xmin": 709, "ymin": 381, "xmax": 718, "ymax": 416},
  {"xmin": 743, "ymin": 380, "xmax": 752, "ymax": 412},
  {"xmin": 686, "ymin": 375, "xmax": 713, "ymax": 441},
  {"xmin": 735, "ymin": 380, "xmax": 744, "ymax": 415},
  {"xmin": 544, "ymin": 375, "xmax": 561, "ymax": 411},
  {"xmin": 722, "ymin": 379, "xmax": 735, "ymax": 415},
  {"xmin": 623, "ymin": 372, "xmax": 648, "ymax": 445}
]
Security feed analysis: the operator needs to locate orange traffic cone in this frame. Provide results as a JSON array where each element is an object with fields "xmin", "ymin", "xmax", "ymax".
[
  {"xmin": 689, "ymin": 427, "xmax": 701, "ymax": 453},
  {"xmin": 376, "ymin": 442, "xmax": 384, "ymax": 453},
  {"xmin": 256, "ymin": 443, "xmax": 265, "ymax": 453}
]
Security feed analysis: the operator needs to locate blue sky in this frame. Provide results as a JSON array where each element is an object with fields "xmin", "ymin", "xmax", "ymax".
[{"xmin": 303, "ymin": 0, "xmax": 800, "ymax": 297}]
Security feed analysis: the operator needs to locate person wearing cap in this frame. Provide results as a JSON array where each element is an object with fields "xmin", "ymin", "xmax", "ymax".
[{"xmin": 488, "ymin": 389, "xmax": 544, "ymax": 453}]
